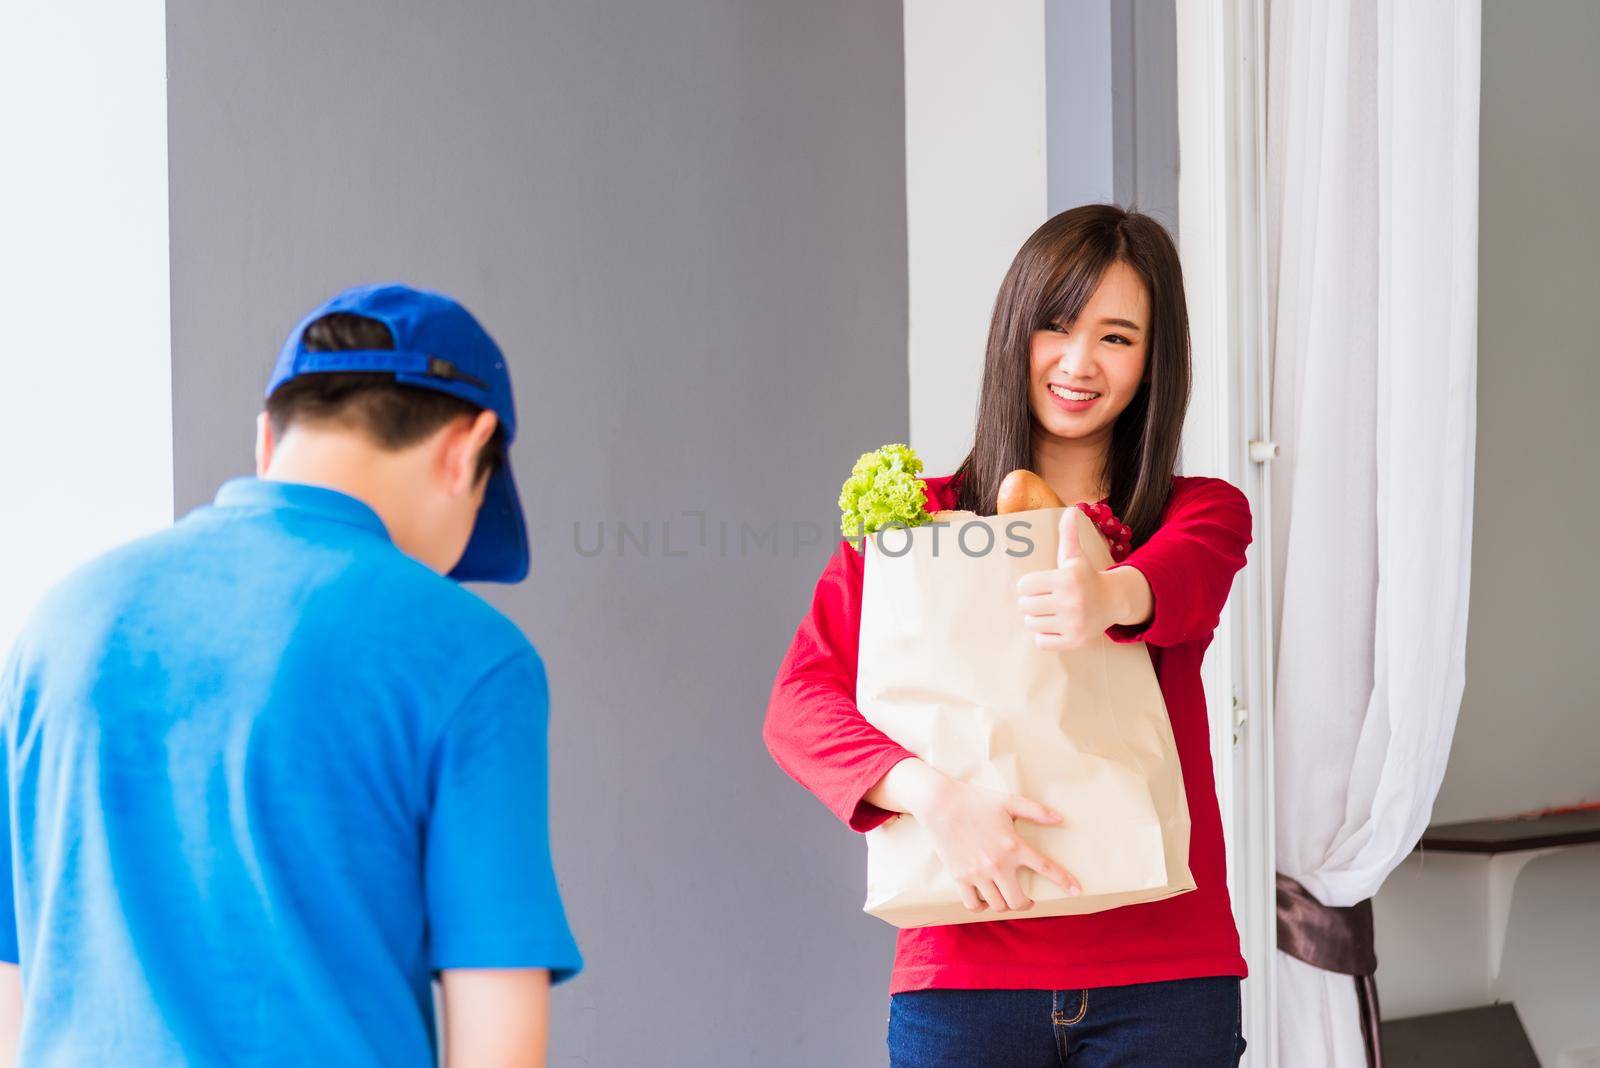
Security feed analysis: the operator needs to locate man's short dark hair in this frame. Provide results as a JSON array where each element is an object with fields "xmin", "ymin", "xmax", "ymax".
[{"xmin": 266, "ymin": 312, "xmax": 506, "ymax": 484}]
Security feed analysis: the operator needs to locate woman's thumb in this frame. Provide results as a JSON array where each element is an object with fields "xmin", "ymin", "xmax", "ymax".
[{"xmin": 1057, "ymin": 509, "xmax": 1084, "ymax": 568}]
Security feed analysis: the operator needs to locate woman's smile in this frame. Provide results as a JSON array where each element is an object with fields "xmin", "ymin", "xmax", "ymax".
[{"xmin": 1046, "ymin": 383, "xmax": 1102, "ymax": 411}]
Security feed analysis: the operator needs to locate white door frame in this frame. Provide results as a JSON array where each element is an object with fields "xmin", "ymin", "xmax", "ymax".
[{"xmin": 1175, "ymin": 0, "xmax": 1278, "ymax": 1063}]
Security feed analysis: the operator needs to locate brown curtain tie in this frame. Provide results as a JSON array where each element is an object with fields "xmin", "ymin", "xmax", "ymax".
[{"xmin": 1277, "ymin": 873, "xmax": 1383, "ymax": 1068}]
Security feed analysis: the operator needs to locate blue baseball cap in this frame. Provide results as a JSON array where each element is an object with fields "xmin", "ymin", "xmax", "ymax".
[{"xmin": 266, "ymin": 283, "xmax": 529, "ymax": 583}]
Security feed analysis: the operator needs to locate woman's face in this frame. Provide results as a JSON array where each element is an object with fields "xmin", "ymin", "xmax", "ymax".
[{"xmin": 1028, "ymin": 259, "xmax": 1150, "ymax": 443}]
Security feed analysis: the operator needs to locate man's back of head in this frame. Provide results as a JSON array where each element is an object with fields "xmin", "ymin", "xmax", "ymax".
[{"xmin": 258, "ymin": 286, "xmax": 526, "ymax": 582}]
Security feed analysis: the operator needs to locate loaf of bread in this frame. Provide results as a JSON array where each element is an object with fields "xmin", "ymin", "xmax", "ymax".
[{"xmin": 995, "ymin": 469, "xmax": 1064, "ymax": 514}]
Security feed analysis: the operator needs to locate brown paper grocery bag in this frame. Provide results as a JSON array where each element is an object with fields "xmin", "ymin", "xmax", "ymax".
[{"xmin": 856, "ymin": 506, "xmax": 1195, "ymax": 928}]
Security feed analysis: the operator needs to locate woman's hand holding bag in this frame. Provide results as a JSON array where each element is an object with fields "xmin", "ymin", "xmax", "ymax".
[{"xmin": 871, "ymin": 757, "xmax": 1082, "ymax": 914}]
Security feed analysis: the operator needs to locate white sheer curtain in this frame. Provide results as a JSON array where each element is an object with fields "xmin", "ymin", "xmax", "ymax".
[{"xmin": 1265, "ymin": 0, "xmax": 1480, "ymax": 1063}]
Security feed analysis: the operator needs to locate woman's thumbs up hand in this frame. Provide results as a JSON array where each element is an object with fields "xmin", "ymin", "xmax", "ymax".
[{"xmin": 1016, "ymin": 507, "xmax": 1122, "ymax": 652}]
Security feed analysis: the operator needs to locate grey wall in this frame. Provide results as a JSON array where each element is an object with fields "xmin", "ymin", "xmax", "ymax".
[
  {"xmin": 1109, "ymin": 0, "xmax": 1178, "ymax": 230},
  {"xmin": 166, "ymin": 3, "xmax": 907, "ymax": 1064},
  {"xmin": 1432, "ymin": 0, "xmax": 1600, "ymax": 827},
  {"xmin": 1045, "ymin": 0, "xmax": 1115, "ymax": 211},
  {"xmin": 1044, "ymin": 0, "xmax": 1178, "ymax": 227}
]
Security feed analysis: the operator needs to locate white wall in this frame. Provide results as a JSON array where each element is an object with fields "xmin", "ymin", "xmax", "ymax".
[
  {"xmin": 1376, "ymin": 846, "xmax": 1600, "ymax": 1064},
  {"xmin": 1372, "ymin": 853, "xmax": 1492, "ymax": 1018},
  {"xmin": 1429, "ymin": 0, "xmax": 1600, "ymax": 830},
  {"xmin": 0, "ymin": 0, "xmax": 174, "ymax": 656},
  {"xmin": 904, "ymin": 0, "xmax": 1048, "ymax": 475}
]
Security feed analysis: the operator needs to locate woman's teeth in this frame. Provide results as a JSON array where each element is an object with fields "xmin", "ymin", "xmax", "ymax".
[{"xmin": 1050, "ymin": 385, "xmax": 1100, "ymax": 401}]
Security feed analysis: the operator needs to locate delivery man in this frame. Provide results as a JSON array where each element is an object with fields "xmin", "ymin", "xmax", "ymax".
[{"xmin": 0, "ymin": 283, "xmax": 581, "ymax": 1066}]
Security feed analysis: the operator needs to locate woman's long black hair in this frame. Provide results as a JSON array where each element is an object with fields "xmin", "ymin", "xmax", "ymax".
[{"xmin": 952, "ymin": 204, "xmax": 1191, "ymax": 547}]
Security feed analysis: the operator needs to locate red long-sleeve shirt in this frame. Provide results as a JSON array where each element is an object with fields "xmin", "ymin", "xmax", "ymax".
[{"xmin": 763, "ymin": 472, "xmax": 1253, "ymax": 993}]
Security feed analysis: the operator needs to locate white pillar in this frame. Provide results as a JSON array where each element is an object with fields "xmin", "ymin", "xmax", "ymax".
[
  {"xmin": 903, "ymin": 0, "xmax": 1048, "ymax": 476},
  {"xmin": 0, "ymin": 0, "xmax": 173, "ymax": 654}
]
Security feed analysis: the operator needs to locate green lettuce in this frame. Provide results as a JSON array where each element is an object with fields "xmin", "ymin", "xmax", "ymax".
[{"xmin": 839, "ymin": 443, "xmax": 931, "ymax": 539}]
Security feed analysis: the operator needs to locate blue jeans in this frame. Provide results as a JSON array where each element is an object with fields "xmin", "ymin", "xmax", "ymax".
[{"xmin": 887, "ymin": 978, "xmax": 1246, "ymax": 1067}]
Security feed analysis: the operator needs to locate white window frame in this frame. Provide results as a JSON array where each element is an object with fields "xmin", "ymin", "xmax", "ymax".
[{"xmin": 1175, "ymin": 1, "xmax": 1278, "ymax": 1063}]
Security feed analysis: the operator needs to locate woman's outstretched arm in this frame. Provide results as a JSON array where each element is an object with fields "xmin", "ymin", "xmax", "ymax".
[{"xmin": 763, "ymin": 539, "xmax": 916, "ymax": 833}]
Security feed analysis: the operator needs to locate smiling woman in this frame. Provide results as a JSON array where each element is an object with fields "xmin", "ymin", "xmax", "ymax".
[
  {"xmin": 954, "ymin": 206, "xmax": 1192, "ymax": 547},
  {"xmin": 1032, "ymin": 263, "xmax": 1151, "ymax": 432},
  {"xmin": 765, "ymin": 204, "xmax": 1254, "ymax": 1067}
]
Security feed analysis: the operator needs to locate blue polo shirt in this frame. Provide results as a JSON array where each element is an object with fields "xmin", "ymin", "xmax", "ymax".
[{"xmin": 0, "ymin": 478, "xmax": 582, "ymax": 1067}]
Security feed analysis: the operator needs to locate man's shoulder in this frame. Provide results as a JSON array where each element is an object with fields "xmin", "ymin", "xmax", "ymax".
[
  {"xmin": 16, "ymin": 510, "xmax": 530, "ymax": 669},
  {"xmin": 18, "ymin": 525, "xmax": 183, "ymax": 634},
  {"xmin": 417, "ymin": 572, "xmax": 532, "ymax": 655},
  {"xmin": 2, "ymin": 526, "xmax": 203, "ymax": 691},
  {"xmin": 333, "ymin": 543, "xmax": 534, "ymax": 667},
  {"xmin": 206, "ymin": 498, "xmax": 531, "ymax": 653}
]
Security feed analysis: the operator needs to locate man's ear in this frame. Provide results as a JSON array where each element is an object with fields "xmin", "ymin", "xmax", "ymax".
[
  {"xmin": 255, "ymin": 412, "xmax": 275, "ymax": 476},
  {"xmin": 441, "ymin": 409, "xmax": 500, "ymax": 496}
]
